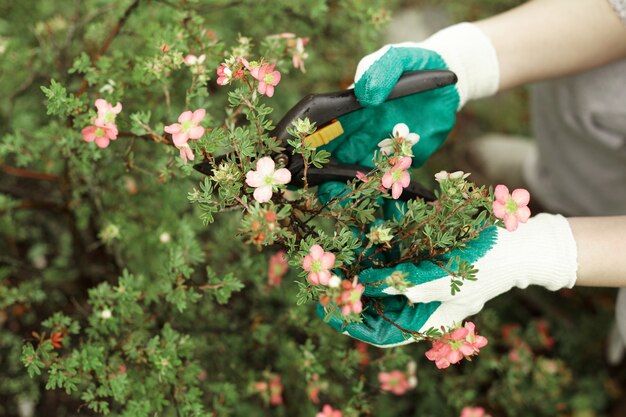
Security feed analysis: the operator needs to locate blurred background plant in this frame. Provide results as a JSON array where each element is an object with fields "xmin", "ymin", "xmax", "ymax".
[{"xmin": 1, "ymin": 0, "xmax": 624, "ymax": 416}]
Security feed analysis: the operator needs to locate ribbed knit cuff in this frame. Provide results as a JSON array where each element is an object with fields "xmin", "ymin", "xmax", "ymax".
[
  {"xmin": 506, "ymin": 213, "xmax": 578, "ymax": 290},
  {"xmin": 421, "ymin": 23, "xmax": 500, "ymax": 109}
]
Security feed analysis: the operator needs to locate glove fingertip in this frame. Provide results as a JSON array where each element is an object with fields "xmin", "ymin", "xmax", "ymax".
[{"xmin": 355, "ymin": 50, "xmax": 404, "ymax": 107}]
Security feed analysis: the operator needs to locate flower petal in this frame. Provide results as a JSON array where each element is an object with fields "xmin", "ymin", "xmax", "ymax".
[
  {"xmin": 256, "ymin": 157, "xmax": 275, "ymax": 175},
  {"xmin": 191, "ymin": 109, "xmax": 206, "ymax": 124},
  {"xmin": 503, "ymin": 214, "xmax": 519, "ymax": 232},
  {"xmin": 245, "ymin": 171, "xmax": 264, "ymax": 188},
  {"xmin": 405, "ymin": 132, "xmax": 420, "ymax": 145},
  {"xmin": 494, "ymin": 184, "xmax": 510, "ymax": 202},
  {"xmin": 474, "ymin": 335, "xmax": 488, "ymax": 348},
  {"xmin": 399, "ymin": 171, "xmax": 410, "ymax": 187},
  {"xmin": 378, "ymin": 138, "xmax": 393, "ymax": 148},
  {"xmin": 393, "ymin": 123, "xmax": 409, "ymax": 138},
  {"xmin": 178, "ymin": 111, "xmax": 192, "ymax": 123},
  {"xmin": 164, "ymin": 123, "xmax": 181, "ymax": 134},
  {"xmin": 188, "ymin": 126, "xmax": 205, "ymax": 139},
  {"xmin": 381, "ymin": 172, "xmax": 393, "ymax": 188},
  {"xmin": 511, "ymin": 188, "xmax": 530, "ymax": 206},
  {"xmin": 253, "ymin": 185, "xmax": 273, "ymax": 203},
  {"xmin": 271, "ymin": 71, "xmax": 281, "ymax": 84},
  {"xmin": 309, "ymin": 244, "xmax": 324, "ymax": 260},
  {"xmin": 492, "ymin": 201, "xmax": 505, "ymax": 219},
  {"xmin": 272, "ymin": 168, "xmax": 291, "ymax": 185},
  {"xmin": 95, "ymin": 99, "xmax": 108, "ymax": 114},
  {"xmin": 82, "ymin": 126, "xmax": 96, "ymax": 142},
  {"xmin": 302, "ymin": 254, "xmax": 313, "ymax": 271},
  {"xmin": 516, "ymin": 206, "xmax": 531, "ymax": 223},
  {"xmin": 95, "ymin": 136, "xmax": 110, "ymax": 148},
  {"xmin": 392, "ymin": 183, "xmax": 403, "ymax": 199},
  {"xmin": 184, "ymin": 146, "xmax": 195, "ymax": 162},
  {"xmin": 317, "ymin": 270, "xmax": 331, "ymax": 285},
  {"xmin": 308, "ymin": 271, "xmax": 320, "ymax": 285},
  {"xmin": 320, "ymin": 252, "xmax": 335, "ymax": 269},
  {"xmin": 172, "ymin": 132, "xmax": 189, "ymax": 147},
  {"xmin": 397, "ymin": 156, "xmax": 412, "ymax": 170},
  {"xmin": 111, "ymin": 102, "xmax": 122, "ymax": 114}
]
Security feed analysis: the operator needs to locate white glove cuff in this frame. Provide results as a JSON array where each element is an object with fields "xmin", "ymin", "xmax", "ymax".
[
  {"xmin": 421, "ymin": 22, "xmax": 500, "ymax": 109},
  {"xmin": 504, "ymin": 213, "xmax": 578, "ymax": 291}
]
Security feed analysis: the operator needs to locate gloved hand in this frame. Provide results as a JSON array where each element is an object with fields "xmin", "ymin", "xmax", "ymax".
[
  {"xmin": 319, "ymin": 213, "xmax": 578, "ymax": 347},
  {"xmin": 315, "ymin": 24, "xmax": 577, "ymax": 348},
  {"xmin": 321, "ymin": 22, "xmax": 500, "ymax": 168}
]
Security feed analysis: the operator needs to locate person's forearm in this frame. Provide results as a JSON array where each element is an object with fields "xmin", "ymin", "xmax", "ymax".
[
  {"xmin": 475, "ymin": 0, "xmax": 626, "ymax": 91},
  {"xmin": 569, "ymin": 216, "xmax": 626, "ymax": 287}
]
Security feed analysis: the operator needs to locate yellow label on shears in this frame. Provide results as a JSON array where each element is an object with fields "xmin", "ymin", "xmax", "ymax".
[{"xmin": 303, "ymin": 120, "xmax": 344, "ymax": 148}]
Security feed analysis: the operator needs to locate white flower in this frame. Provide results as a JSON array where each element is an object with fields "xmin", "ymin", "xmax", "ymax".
[
  {"xmin": 159, "ymin": 232, "xmax": 171, "ymax": 243},
  {"xmin": 245, "ymin": 157, "xmax": 291, "ymax": 203},
  {"xmin": 101, "ymin": 309, "xmax": 112, "ymax": 319},
  {"xmin": 377, "ymin": 123, "xmax": 420, "ymax": 156},
  {"xmin": 184, "ymin": 54, "xmax": 206, "ymax": 66}
]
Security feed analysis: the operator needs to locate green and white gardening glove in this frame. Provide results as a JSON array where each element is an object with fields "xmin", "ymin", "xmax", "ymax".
[
  {"xmin": 319, "ymin": 213, "xmax": 578, "ymax": 347},
  {"xmin": 321, "ymin": 22, "xmax": 500, "ymax": 168}
]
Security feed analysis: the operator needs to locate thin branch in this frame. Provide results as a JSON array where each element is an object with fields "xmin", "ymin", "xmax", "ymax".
[{"xmin": 0, "ymin": 163, "xmax": 59, "ymax": 182}]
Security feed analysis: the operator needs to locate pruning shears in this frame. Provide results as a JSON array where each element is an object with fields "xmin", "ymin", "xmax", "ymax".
[{"xmin": 194, "ymin": 70, "xmax": 457, "ymax": 201}]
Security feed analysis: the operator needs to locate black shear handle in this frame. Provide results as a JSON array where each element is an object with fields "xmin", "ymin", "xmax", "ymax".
[
  {"xmin": 273, "ymin": 70, "xmax": 457, "ymax": 143},
  {"xmin": 305, "ymin": 161, "xmax": 436, "ymax": 202}
]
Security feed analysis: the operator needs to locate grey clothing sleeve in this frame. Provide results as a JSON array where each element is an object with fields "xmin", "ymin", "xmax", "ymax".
[{"xmin": 608, "ymin": 0, "xmax": 626, "ymax": 25}]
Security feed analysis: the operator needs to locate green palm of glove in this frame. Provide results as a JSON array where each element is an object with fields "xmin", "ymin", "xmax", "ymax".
[
  {"xmin": 320, "ymin": 46, "xmax": 459, "ymax": 168},
  {"xmin": 317, "ymin": 296, "xmax": 441, "ymax": 347}
]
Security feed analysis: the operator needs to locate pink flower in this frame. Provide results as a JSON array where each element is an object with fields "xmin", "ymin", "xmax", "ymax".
[
  {"xmin": 316, "ymin": 404, "xmax": 342, "ymax": 417},
  {"xmin": 268, "ymin": 251, "xmax": 288, "ymax": 287},
  {"xmin": 269, "ymin": 375, "xmax": 283, "ymax": 405},
  {"xmin": 245, "ymin": 157, "xmax": 291, "ymax": 203},
  {"xmin": 184, "ymin": 54, "xmax": 206, "ymax": 66},
  {"xmin": 355, "ymin": 341, "xmax": 370, "ymax": 366},
  {"xmin": 381, "ymin": 157, "xmax": 412, "ymax": 199},
  {"xmin": 425, "ymin": 322, "xmax": 488, "ymax": 369},
  {"xmin": 339, "ymin": 279, "xmax": 364, "ymax": 315},
  {"xmin": 237, "ymin": 57, "xmax": 262, "ymax": 78},
  {"xmin": 378, "ymin": 370, "xmax": 412, "ymax": 395},
  {"xmin": 307, "ymin": 373, "xmax": 321, "ymax": 404},
  {"xmin": 236, "ymin": 58, "xmax": 281, "ymax": 96},
  {"xmin": 292, "ymin": 37, "xmax": 309, "ymax": 71},
  {"xmin": 302, "ymin": 245, "xmax": 335, "ymax": 285},
  {"xmin": 82, "ymin": 124, "xmax": 119, "ymax": 148},
  {"xmin": 256, "ymin": 63, "xmax": 281, "ymax": 97},
  {"xmin": 164, "ymin": 109, "xmax": 206, "ymax": 163},
  {"xmin": 492, "ymin": 184, "xmax": 531, "ymax": 232},
  {"xmin": 254, "ymin": 375, "xmax": 283, "ymax": 406},
  {"xmin": 177, "ymin": 144, "xmax": 195, "ymax": 164},
  {"xmin": 270, "ymin": 33, "xmax": 309, "ymax": 72},
  {"xmin": 460, "ymin": 407, "xmax": 489, "ymax": 417},
  {"xmin": 216, "ymin": 64, "xmax": 233, "ymax": 85},
  {"xmin": 94, "ymin": 98, "xmax": 122, "ymax": 125},
  {"xmin": 164, "ymin": 109, "xmax": 206, "ymax": 146}
]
